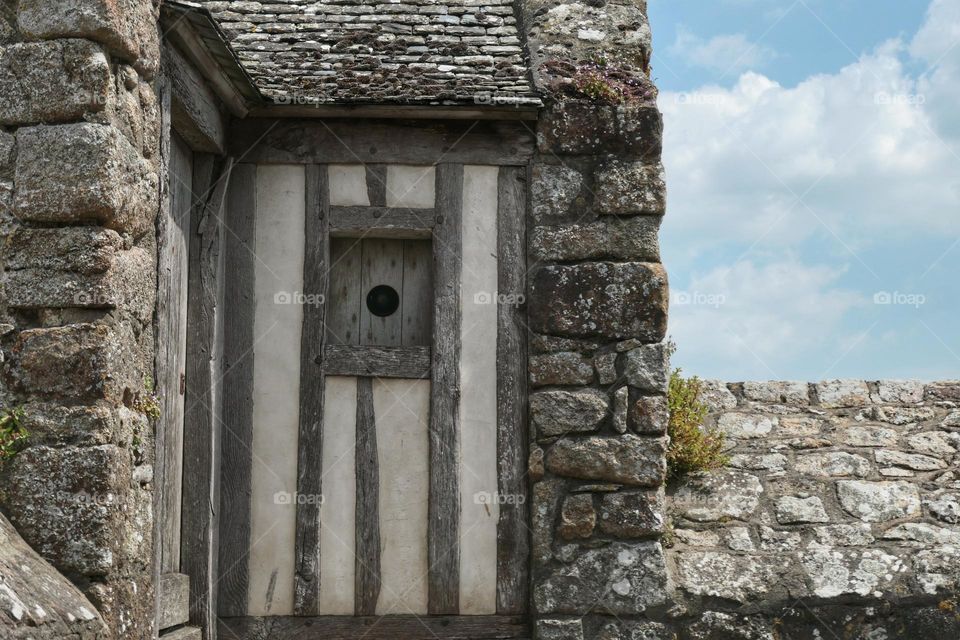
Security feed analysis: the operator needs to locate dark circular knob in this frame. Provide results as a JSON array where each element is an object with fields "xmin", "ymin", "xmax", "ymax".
[{"xmin": 366, "ymin": 285, "xmax": 400, "ymax": 317}]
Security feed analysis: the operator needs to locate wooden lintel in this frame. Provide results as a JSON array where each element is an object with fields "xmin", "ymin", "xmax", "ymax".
[
  {"xmin": 218, "ymin": 615, "xmax": 529, "ymax": 639},
  {"xmin": 322, "ymin": 345, "xmax": 431, "ymax": 379},
  {"xmin": 329, "ymin": 206, "xmax": 435, "ymax": 239}
]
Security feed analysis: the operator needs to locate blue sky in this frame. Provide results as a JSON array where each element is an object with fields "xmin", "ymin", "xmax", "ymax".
[{"xmin": 648, "ymin": 0, "xmax": 960, "ymax": 381}]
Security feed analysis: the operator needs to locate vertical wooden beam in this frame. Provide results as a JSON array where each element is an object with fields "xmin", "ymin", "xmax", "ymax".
[
  {"xmin": 181, "ymin": 154, "xmax": 233, "ymax": 638},
  {"xmin": 365, "ymin": 164, "xmax": 388, "ymax": 207},
  {"xmin": 428, "ymin": 163, "xmax": 463, "ymax": 615},
  {"xmin": 495, "ymin": 166, "xmax": 530, "ymax": 615},
  {"xmin": 354, "ymin": 377, "xmax": 381, "ymax": 616},
  {"xmin": 218, "ymin": 163, "xmax": 258, "ymax": 617},
  {"xmin": 294, "ymin": 164, "xmax": 330, "ymax": 615}
]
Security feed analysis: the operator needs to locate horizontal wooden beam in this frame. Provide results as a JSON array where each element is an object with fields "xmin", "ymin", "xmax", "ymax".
[
  {"xmin": 322, "ymin": 345, "xmax": 431, "ymax": 379},
  {"xmin": 164, "ymin": 42, "xmax": 226, "ymax": 154},
  {"xmin": 246, "ymin": 104, "xmax": 540, "ymax": 121},
  {"xmin": 229, "ymin": 119, "xmax": 535, "ymax": 166},
  {"xmin": 218, "ymin": 615, "xmax": 529, "ymax": 639},
  {"xmin": 329, "ymin": 206, "xmax": 435, "ymax": 239}
]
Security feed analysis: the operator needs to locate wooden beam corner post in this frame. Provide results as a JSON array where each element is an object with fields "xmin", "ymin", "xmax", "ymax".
[
  {"xmin": 294, "ymin": 164, "xmax": 330, "ymax": 615},
  {"xmin": 181, "ymin": 154, "xmax": 234, "ymax": 638},
  {"xmin": 428, "ymin": 163, "xmax": 464, "ymax": 615},
  {"xmin": 495, "ymin": 165, "xmax": 530, "ymax": 615},
  {"xmin": 218, "ymin": 162, "xmax": 258, "ymax": 617}
]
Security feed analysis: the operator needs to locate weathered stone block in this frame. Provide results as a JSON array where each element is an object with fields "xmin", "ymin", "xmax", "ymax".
[
  {"xmin": 534, "ymin": 541, "xmax": 668, "ymax": 614},
  {"xmin": 874, "ymin": 379, "xmax": 925, "ymax": 404},
  {"xmin": 598, "ymin": 489, "xmax": 663, "ymax": 537},
  {"xmin": 816, "ymin": 379, "xmax": 870, "ymax": 408},
  {"xmin": 841, "ymin": 425, "xmax": 898, "ymax": 447},
  {"xmin": 0, "ymin": 513, "xmax": 108, "ymax": 639},
  {"xmin": 775, "ymin": 496, "xmax": 829, "ymax": 524},
  {"xmin": 742, "ymin": 380, "xmax": 809, "ymax": 404},
  {"xmin": 0, "ymin": 40, "xmax": 110, "ymax": 126},
  {"xmin": 13, "ymin": 322, "xmax": 138, "ymax": 401},
  {"xmin": 557, "ymin": 494, "xmax": 595, "ymax": 540},
  {"xmin": 529, "ymin": 352, "xmax": 594, "ymax": 387},
  {"xmin": 811, "ymin": 523, "xmax": 874, "ymax": 547},
  {"xmin": 628, "ymin": 392, "xmax": 668, "ymax": 435},
  {"xmin": 613, "ymin": 386, "xmax": 628, "ymax": 433},
  {"xmin": 925, "ymin": 381, "xmax": 960, "ymax": 402},
  {"xmin": 18, "ymin": 0, "xmax": 160, "ymax": 77},
  {"xmin": 729, "ymin": 453, "xmax": 787, "ymax": 472},
  {"xmin": 717, "ymin": 412, "xmax": 776, "ymax": 439},
  {"xmin": 800, "ymin": 548, "xmax": 904, "ymax": 598},
  {"xmin": 697, "ymin": 380, "xmax": 738, "ymax": 411},
  {"xmin": 532, "ymin": 478, "xmax": 564, "ymax": 563},
  {"xmin": 0, "ymin": 129, "xmax": 14, "ymax": 177},
  {"xmin": 538, "ymin": 100, "xmax": 662, "ymax": 159},
  {"xmin": 531, "ymin": 216, "xmax": 661, "ymax": 262},
  {"xmin": 531, "ymin": 389, "xmax": 607, "ymax": 438},
  {"xmin": 529, "ymin": 262, "xmax": 668, "ymax": 340},
  {"xmin": 19, "ymin": 402, "xmax": 144, "ymax": 448},
  {"xmin": 594, "ymin": 161, "xmax": 665, "ymax": 216},
  {"xmin": 882, "ymin": 523, "xmax": 960, "ymax": 546},
  {"xmin": 672, "ymin": 470, "xmax": 763, "ymax": 522},
  {"xmin": 837, "ymin": 480, "xmax": 921, "ymax": 522},
  {"xmin": 685, "ymin": 612, "xmax": 774, "ymax": 640},
  {"xmin": 618, "ymin": 104, "xmax": 663, "ymax": 160},
  {"xmin": 595, "ymin": 620, "xmax": 673, "ymax": 640},
  {"xmin": 622, "ymin": 343, "xmax": 669, "ymax": 393},
  {"xmin": 795, "ymin": 452, "xmax": 871, "ymax": 477},
  {"xmin": 535, "ymin": 619, "xmax": 583, "ymax": 640},
  {"xmin": 913, "ymin": 546, "xmax": 960, "ymax": 594},
  {"xmin": 594, "ymin": 352, "xmax": 618, "ymax": 385},
  {"xmin": 530, "ymin": 163, "xmax": 584, "ymax": 223},
  {"xmin": 1, "ymin": 444, "xmax": 132, "ymax": 576},
  {"xmin": 14, "ymin": 123, "xmax": 158, "ymax": 236},
  {"xmin": 674, "ymin": 551, "xmax": 777, "ymax": 603},
  {"xmin": 875, "ymin": 449, "xmax": 947, "ymax": 471},
  {"xmin": 5, "ymin": 228, "xmax": 155, "ymax": 321},
  {"xmin": 546, "ymin": 434, "xmax": 667, "ymax": 486}
]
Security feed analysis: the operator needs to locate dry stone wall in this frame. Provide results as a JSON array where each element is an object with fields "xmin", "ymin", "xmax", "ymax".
[
  {"xmin": 0, "ymin": 1, "xmax": 161, "ymax": 638},
  {"xmin": 665, "ymin": 380, "xmax": 960, "ymax": 639}
]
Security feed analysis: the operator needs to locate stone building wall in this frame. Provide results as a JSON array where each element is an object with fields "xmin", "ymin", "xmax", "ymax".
[
  {"xmin": 0, "ymin": 1, "xmax": 161, "ymax": 638},
  {"xmin": 665, "ymin": 379, "xmax": 960, "ymax": 639},
  {"xmin": 518, "ymin": 1, "xmax": 674, "ymax": 639}
]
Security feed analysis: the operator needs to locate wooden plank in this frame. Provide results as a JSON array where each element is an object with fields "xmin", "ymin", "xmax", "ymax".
[
  {"xmin": 365, "ymin": 164, "xmax": 388, "ymax": 207},
  {"xmin": 495, "ymin": 166, "xmax": 530, "ymax": 615},
  {"xmin": 181, "ymin": 154, "xmax": 232, "ymax": 639},
  {"xmin": 429, "ymin": 163, "xmax": 463, "ymax": 615},
  {"xmin": 354, "ymin": 377, "xmax": 381, "ymax": 616},
  {"xmin": 329, "ymin": 206, "xmax": 435, "ymax": 239},
  {"xmin": 159, "ymin": 573, "xmax": 190, "ymax": 631},
  {"xmin": 401, "ymin": 240, "xmax": 433, "ymax": 347},
  {"xmin": 247, "ymin": 103, "xmax": 541, "ymax": 120},
  {"xmin": 229, "ymin": 119, "xmax": 536, "ymax": 166},
  {"xmin": 218, "ymin": 162, "xmax": 257, "ymax": 617},
  {"xmin": 165, "ymin": 42, "xmax": 226, "ymax": 154},
  {"xmin": 218, "ymin": 615, "xmax": 529, "ymax": 640},
  {"xmin": 159, "ymin": 132, "xmax": 193, "ymax": 576},
  {"xmin": 326, "ymin": 238, "xmax": 363, "ymax": 345},
  {"xmin": 360, "ymin": 239, "xmax": 403, "ymax": 347},
  {"xmin": 294, "ymin": 164, "xmax": 329, "ymax": 616},
  {"xmin": 323, "ymin": 345, "xmax": 431, "ymax": 379}
]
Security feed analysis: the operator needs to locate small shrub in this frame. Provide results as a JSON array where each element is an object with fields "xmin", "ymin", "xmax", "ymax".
[
  {"xmin": 133, "ymin": 376, "xmax": 162, "ymax": 421},
  {"xmin": 0, "ymin": 406, "xmax": 28, "ymax": 462},
  {"xmin": 667, "ymin": 369, "xmax": 728, "ymax": 478},
  {"xmin": 542, "ymin": 56, "xmax": 657, "ymax": 105}
]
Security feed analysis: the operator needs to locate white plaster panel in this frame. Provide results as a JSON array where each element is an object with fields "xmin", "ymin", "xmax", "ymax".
[
  {"xmin": 386, "ymin": 165, "xmax": 436, "ymax": 209},
  {"xmin": 458, "ymin": 165, "xmax": 500, "ymax": 614},
  {"xmin": 374, "ymin": 379, "xmax": 431, "ymax": 615},
  {"xmin": 248, "ymin": 164, "xmax": 306, "ymax": 616},
  {"xmin": 318, "ymin": 376, "xmax": 359, "ymax": 614},
  {"xmin": 329, "ymin": 164, "xmax": 370, "ymax": 206}
]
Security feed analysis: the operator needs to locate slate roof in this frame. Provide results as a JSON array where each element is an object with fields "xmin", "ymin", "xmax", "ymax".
[{"xmin": 198, "ymin": 0, "xmax": 540, "ymax": 106}]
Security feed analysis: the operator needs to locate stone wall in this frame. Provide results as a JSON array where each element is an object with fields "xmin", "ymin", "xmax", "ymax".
[
  {"xmin": 518, "ymin": 1, "xmax": 674, "ymax": 639},
  {"xmin": 665, "ymin": 380, "xmax": 960, "ymax": 639},
  {"xmin": 0, "ymin": 1, "xmax": 161, "ymax": 638}
]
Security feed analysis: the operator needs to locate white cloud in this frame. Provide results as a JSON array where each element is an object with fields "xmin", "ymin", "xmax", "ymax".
[
  {"xmin": 670, "ymin": 27, "xmax": 778, "ymax": 73},
  {"xmin": 670, "ymin": 260, "xmax": 864, "ymax": 378}
]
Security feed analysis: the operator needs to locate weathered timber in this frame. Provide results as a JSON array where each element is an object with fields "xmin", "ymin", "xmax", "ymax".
[
  {"xmin": 159, "ymin": 573, "xmax": 190, "ymax": 631},
  {"xmin": 322, "ymin": 345, "xmax": 431, "ymax": 379},
  {"xmin": 218, "ymin": 615, "xmax": 529, "ymax": 639},
  {"xmin": 354, "ymin": 377, "xmax": 381, "ymax": 616},
  {"xmin": 365, "ymin": 164, "xmax": 388, "ymax": 207},
  {"xmin": 329, "ymin": 206, "xmax": 435, "ymax": 239}
]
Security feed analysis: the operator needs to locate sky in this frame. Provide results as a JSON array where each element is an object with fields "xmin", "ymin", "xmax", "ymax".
[{"xmin": 647, "ymin": 0, "xmax": 960, "ymax": 382}]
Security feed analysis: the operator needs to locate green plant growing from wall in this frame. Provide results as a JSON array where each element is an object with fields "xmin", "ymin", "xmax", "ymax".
[
  {"xmin": 0, "ymin": 406, "xmax": 28, "ymax": 463},
  {"xmin": 133, "ymin": 376, "xmax": 162, "ymax": 421},
  {"xmin": 667, "ymin": 368, "xmax": 729, "ymax": 477}
]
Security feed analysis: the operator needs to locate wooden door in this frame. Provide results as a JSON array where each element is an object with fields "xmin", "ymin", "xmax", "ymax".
[{"xmin": 217, "ymin": 161, "xmax": 529, "ymax": 639}]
